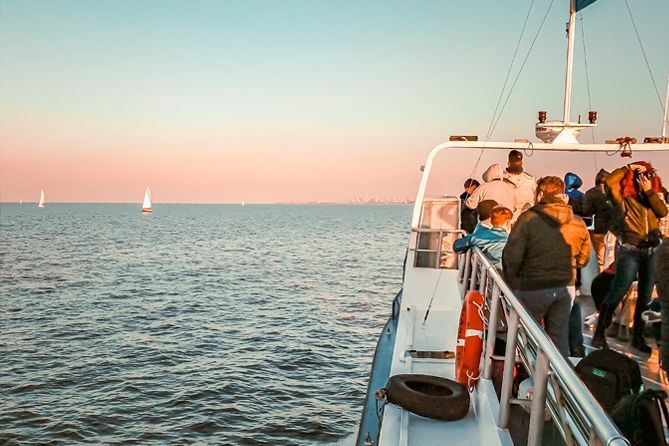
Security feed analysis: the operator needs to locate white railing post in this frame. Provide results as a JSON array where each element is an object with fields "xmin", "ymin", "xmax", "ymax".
[
  {"xmin": 498, "ymin": 309, "xmax": 519, "ymax": 429},
  {"xmin": 528, "ymin": 350, "xmax": 550, "ymax": 446},
  {"xmin": 478, "ymin": 266, "xmax": 488, "ymax": 295},
  {"xmin": 458, "ymin": 253, "xmax": 465, "ymax": 282},
  {"xmin": 468, "ymin": 254, "xmax": 478, "ymax": 291},
  {"xmin": 462, "ymin": 250, "xmax": 472, "ymax": 290},
  {"xmin": 483, "ymin": 283, "xmax": 501, "ymax": 380},
  {"xmin": 435, "ymin": 230, "xmax": 443, "ymax": 269}
]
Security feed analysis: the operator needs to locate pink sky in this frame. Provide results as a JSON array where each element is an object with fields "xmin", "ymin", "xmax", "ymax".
[{"xmin": 0, "ymin": 112, "xmax": 431, "ymax": 203}]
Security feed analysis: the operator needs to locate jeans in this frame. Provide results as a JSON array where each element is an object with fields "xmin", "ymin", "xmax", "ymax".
[
  {"xmin": 517, "ymin": 287, "xmax": 572, "ymax": 356},
  {"xmin": 567, "ymin": 286, "xmax": 584, "ymax": 354},
  {"xmin": 590, "ymin": 232, "xmax": 607, "ymax": 271},
  {"xmin": 603, "ymin": 243, "xmax": 657, "ymax": 333}
]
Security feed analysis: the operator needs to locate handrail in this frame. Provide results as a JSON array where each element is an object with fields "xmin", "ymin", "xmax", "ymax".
[
  {"xmin": 410, "ymin": 228, "xmax": 464, "ymax": 269},
  {"xmin": 466, "ymin": 247, "xmax": 629, "ymax": 446},
  {"xmin": 411, "ymin": 141, "xmax": 669, "ymax": 230}
]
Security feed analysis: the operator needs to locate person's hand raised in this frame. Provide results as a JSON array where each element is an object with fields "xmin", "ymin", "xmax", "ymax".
[{"xmin": 637, "ymin": 173, "xmax": 652, "ymax": 192}]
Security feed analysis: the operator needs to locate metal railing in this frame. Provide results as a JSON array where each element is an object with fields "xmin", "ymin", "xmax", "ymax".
[
  {"xmin": 462, "ymin": 247, "xmax": 629, "ymax": 446},
  {"xmin": 410, "ymin": 228, "xmax": 465, "ymax": 269}
]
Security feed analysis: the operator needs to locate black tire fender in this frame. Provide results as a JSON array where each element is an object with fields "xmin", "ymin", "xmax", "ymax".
[{"xmin": 385, "ymin": 374, "xmax": 470, "ymax": 421}]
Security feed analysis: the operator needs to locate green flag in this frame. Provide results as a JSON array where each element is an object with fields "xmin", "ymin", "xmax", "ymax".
[{"xmin": 575, "ymin": 0, "xmax": 599, "ymax": 11}]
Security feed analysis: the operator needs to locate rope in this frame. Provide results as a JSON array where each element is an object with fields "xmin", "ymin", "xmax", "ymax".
[
  {"xmin": 472, "ymin": 299, "xmax": 489, "ymax": 328},
  {"xmin": 623, "ymin": 0, "xmax": 665, "ymax": 114},
  {"xmin": 488, "ymin": 0, "xmax": 556, "ymax": 139},
  {"xmin": 465, "ymin": 0, "xmax": 536, "ymax": 189},
  {"xmin": 466, "ymin": 369, "xmax": 481, "ymax": 391},
  {"xmin": 422, "ymin": 269, "xmax": 443, "ymax": 327}
]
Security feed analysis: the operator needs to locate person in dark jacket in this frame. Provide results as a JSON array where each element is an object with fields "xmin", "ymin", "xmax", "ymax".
[
  {"xmin": 656, "ymin": 238, "xmax": 669, "ymax": 373},
  {"xmin": 503, "ymin": 176, "xmax": 590, "ymax": 356},
  {"xmin": 583, "ymin": 169, "xmax": 614, "ymax": 271},
  {"xmin": 460, "ymin": 179, "xmax": 480, "ymax": 233},
  {"xmin": 591, "ymin": 162, "xmax": 668, "ymax": 352}
]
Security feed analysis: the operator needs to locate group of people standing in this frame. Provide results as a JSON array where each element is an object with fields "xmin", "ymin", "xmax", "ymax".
[{"xmin": 456, "ymin": 150, "xmax": 669, "ymax": 367}]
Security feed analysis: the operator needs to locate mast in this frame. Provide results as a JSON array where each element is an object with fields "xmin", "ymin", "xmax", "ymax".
[
  {"xmin": 662, "ymin": 72, "xmax": 669, "ymax": 138},
  {"xmin": 563, "ymin": 0, "xmax": 577, "ymax": 125}
]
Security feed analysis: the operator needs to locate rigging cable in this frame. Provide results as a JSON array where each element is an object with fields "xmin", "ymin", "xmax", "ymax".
[
  {"xmin": 579, "ymin": 12, "xmax": 598, "ymax": 170},
  {"xmin": 484, "ymin": 0, "xmax": 536, "ymax": 144},
  {"xmin": 465, "ymin": 0, "xmax": 537, "ymax": 187},
  {"xmin": 623, "ymin": 0, "xmax": 666, "ymax": 114},
  {"xmin": 488, "ymin": 0, "xmax": 556, "ymax": 139}
]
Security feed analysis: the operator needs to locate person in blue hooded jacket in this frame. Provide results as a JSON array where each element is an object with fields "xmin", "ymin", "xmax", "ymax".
[
  {"xmin": 564, "ymin": 172, "xmax": 585, "ymax": 215},
  {"xmin": 454, "ymin": 206, "xmax": 513, "ymax": 266},
  {"xmin": 564, "ymin": 172, "xmax": 590, "ymax": 224}
]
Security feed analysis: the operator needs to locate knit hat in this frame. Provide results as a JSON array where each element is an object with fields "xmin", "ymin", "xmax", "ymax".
[
  {"xmin": 476, "ymin": 200, "xmax": 499, "ymax": 221},
  {"xmin": 507, "ymin": 150, "xmax": 523, "ymax": 173}
]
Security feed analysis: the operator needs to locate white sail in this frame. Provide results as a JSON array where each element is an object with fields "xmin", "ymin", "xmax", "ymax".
[
  {"xmin": 142, "ymin": 187, "xmax": 152, "ymax": 213},
  {"xmin": 19, "ymin": 197, "xmax": 23, "ymax": 205},
  {"xmin": 38, "ymin": 189, "xmax": 45, "ymax": 208},
  {"xmin": 241, "ymin": 200, "xmax": 245, "ymax": 206}
]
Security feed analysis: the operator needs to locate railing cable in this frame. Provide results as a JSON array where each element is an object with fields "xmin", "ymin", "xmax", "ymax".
[
  {"xmin": 579, "ymin": 13, "xmax": 598, "ymax": 159},
  {"xmin": 488, "ymin": 0, "xmax": 556, "ymax": 139},
  {"xmin": 623, "ymin": 0, "xmax": 665, "ymax": 114},
  {"xmin": 464, "ymin": 0, "xmax": 536, "ymax": 192}
]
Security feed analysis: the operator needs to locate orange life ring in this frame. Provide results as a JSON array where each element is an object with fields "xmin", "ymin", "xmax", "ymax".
[{"xmin": 455, "ymin": 290, "xmax": 486, "ymax": 390}]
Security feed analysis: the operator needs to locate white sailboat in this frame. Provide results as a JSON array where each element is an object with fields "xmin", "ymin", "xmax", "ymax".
[
  {"xmin": 241, "ymin": 200, "xmax": 246, "ymax": 207},
  {"xmin": 19, "ymin": 197, "xmax": 23, "ymax": 205},
  {"xmin": 141, "ymin": 187, "xmax": 152, "ymax": 213},
  {"xmin": 38, "ymin": 189, "xmax": 45, "ymax": 208},
  {"xmin": 357, "ymin": 1, "xmax": 668, "ymax": 445}
]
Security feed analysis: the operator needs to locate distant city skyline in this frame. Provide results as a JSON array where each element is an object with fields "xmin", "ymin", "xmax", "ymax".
[{"xmin": 1, "ymin": 0, "xmax": 668, "ymax": 203}]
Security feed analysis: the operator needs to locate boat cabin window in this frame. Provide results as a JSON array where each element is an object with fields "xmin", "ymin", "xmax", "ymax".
[{"xmin": 414, "ymin": 196, "xmax": 460, "ymax": 269}]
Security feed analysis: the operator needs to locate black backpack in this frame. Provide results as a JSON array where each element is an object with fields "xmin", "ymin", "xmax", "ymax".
[
  {"xmin": 575, "ymin": 349, "xmax": 642, "ymax": 412},
  {"xmin": 611, "ymin": 389, "xmax": 669, "ymax": 446}
]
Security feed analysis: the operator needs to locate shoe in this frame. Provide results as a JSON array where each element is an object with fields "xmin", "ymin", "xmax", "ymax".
[
  {"xmin": 591, "ymin": 329, "xmax": 608, "ymax": 349},
  {"xmin": 584, "ymin": 312, "xmax": 599, "ymax": 326},
  {"xmin": 631, "ymin": 335, "xmax": 652, "ymax": 354},
  {"xmin": 631, "ymin": 324, "xmax": 652, "ymax": 354},
  {"xmin": 592, "ymin": 304, "xmax": 615, "ymax": 349},
  {"xmin": 618, "ymin": 325, "xmax": 631, "ymax": 342},
  {"xmin": 605, "ymin": 322, "xmax": 620, "ymax": 338},
  {"xmin": 570, "ymin": 345, "xmax": 586, "ymax": 358}
]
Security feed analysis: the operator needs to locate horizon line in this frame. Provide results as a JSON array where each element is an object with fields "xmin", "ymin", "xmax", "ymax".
[{"xmin": 0, "ymin": 201, "xmax": 414, "ymax": 205}]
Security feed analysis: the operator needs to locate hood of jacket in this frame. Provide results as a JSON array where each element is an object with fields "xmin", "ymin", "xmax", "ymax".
[
  {"xmin": 564, "ymin": 172, "xmax": 583, "ymax": 191},
  {"xmin": 531, "ymin": 195, "xmax": 575, "ymax": 227},
  {"xmin": 595, "ymin": 169, "xmax": 610, "ymax": 186},
  {"xmin": 482, "ymin": 164, "xmax": 504, "ymax": 183}
]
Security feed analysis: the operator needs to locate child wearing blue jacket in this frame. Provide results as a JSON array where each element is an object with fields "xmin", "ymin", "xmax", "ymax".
[{"xmin": 454, "ymin": 206, "xmax": 513, "ymax": 266}]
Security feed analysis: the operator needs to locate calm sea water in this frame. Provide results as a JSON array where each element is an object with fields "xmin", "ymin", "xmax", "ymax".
[{"xmin": 0, "ymin": 204, "xmax": 410, "ymax": 445}]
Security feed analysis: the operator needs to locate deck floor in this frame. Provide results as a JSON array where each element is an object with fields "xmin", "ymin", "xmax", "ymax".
[{"xmin": 577, "ymin": 294, "xmax": 668, "ymax": 391}]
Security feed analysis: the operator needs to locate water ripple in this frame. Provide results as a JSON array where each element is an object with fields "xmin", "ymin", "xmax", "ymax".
[{"xmin": 0, "ymin": 204, "xmax": 409, "ymax": 444}]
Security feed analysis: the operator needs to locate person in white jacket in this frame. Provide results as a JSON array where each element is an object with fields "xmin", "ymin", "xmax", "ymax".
[
  {"xmin": 466, "ymin": 164, "xmax": 515, "ymax": 211},
  {"xmin": 503, "ymin": 150, "xmax": 537, "ymax": 220}
]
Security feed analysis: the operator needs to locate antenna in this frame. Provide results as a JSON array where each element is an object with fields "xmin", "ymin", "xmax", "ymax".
[
  {"xmin": 563, "ymin": 0, "xmax": 577, "ymax": 125},
  {"xmin": 662, "ymin": 72, "xmax": 669, "ymax": 138}
]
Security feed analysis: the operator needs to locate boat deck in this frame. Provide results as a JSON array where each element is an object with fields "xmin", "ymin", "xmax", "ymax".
[{"xmin": 579, "ymin": 294, "xmax": 668, "ymax": 391}]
